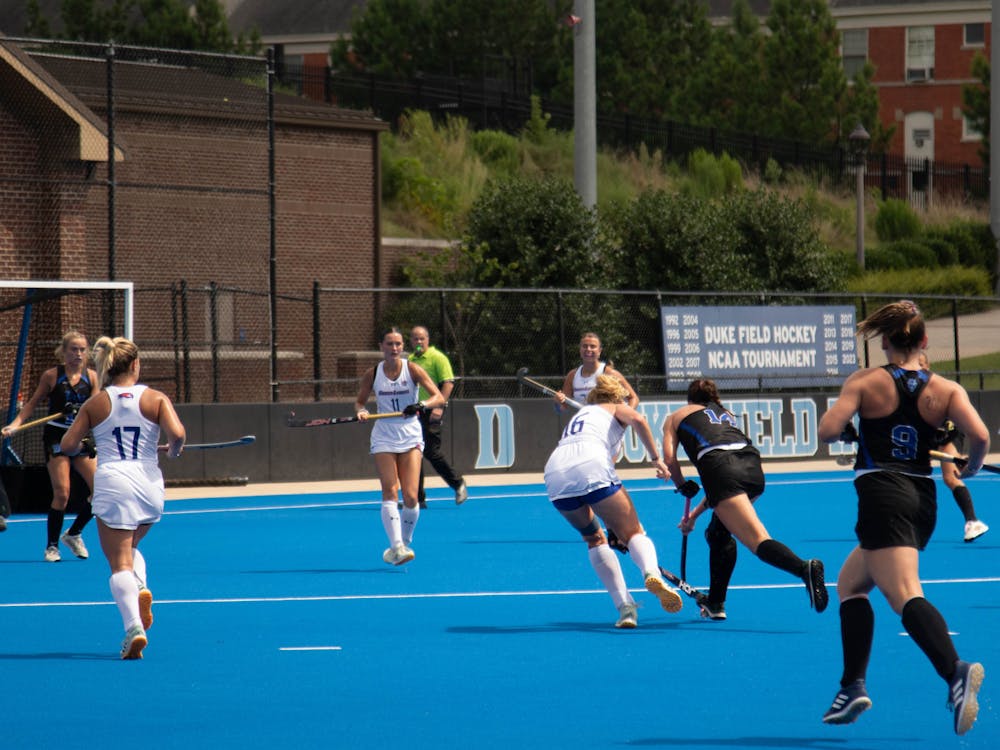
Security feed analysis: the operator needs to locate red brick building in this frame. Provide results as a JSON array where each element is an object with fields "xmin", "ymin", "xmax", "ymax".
[{"xmin": 0, "ymin": 37, "xmax": 388, "ymax": 403}]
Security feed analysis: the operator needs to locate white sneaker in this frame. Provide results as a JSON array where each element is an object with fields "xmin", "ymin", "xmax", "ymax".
[
  {"xmin": 61, "ymin": 532, "xmax": 89, "ymax": 559},
  {"xmin": 139, "ymin": 588, "xmax": 154, "ymax": 630},
  {"xmin": 964, "ymin": 520, "xmax": 989, "ymax": 543},
  {"xmin": 615, "ymin": 602, "xmax": 638, "ymax": 629},
  {"xmin": 44, "ymin": 545, "xmax": 61, "ymax": 562},
  {"xmin": 454, "ymin": 480, "xmax": 469, "ymax": 506},
  {"xmin": 382, "ymin": 544, "xmax": 415, "ymax": 566},
  {"xmin": 644, "ymin": 573, "xmax": 683, "ymax": 613},
  {"xmin": 120, "ymin": 624, "xmax": 147, "ymax": 660}
]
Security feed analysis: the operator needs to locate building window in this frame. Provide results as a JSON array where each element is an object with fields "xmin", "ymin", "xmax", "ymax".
[
  {"xmin": 965, "ymin": 23, "xmax": 985, "ymax": 47},
  {"xmin": 963, "ymin": 116, "xmax": 983, "ymax": 142},
  {"xmin": 906, "ymin": 26, "xmax": 934, "ymax": 82},
  {"xmin": 842, "ymin": 28, "xmax": 868, "ymax": 79}
]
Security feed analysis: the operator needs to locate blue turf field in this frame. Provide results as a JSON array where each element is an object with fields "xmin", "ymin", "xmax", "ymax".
[{"xmin": 1, "ymin": 468, "xmax": 998, "ymax": 749}]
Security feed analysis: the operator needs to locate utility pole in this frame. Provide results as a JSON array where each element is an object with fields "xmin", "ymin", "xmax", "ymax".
[{"xmin": 572, "ymin": 1, "xmax": 597, "ymax": 208}]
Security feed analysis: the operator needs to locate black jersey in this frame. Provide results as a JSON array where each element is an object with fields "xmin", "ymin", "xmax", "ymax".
[
  {"xmin": 48, "ymin": 365, "xmax": 92, "ymax": 429},
  {"xmin": 677, "ymin": 402, "xmax": 751, "ymax": 464},
  {"xmin": 854, "ymin": 365, "xmax": 937, "ymax": 475}
]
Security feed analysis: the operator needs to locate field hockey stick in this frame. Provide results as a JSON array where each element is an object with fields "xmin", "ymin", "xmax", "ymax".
[
  {"xmin": 929, "ymin": 450, "xmax": 1000, "ymax": 475},
  {"xmin": 5, "ymin": 404, "xmax": 76, "ymax": 434},
  {"xmin": 515, "ymin": 367, "xmax": 583, "ymax": 409},
  {"xmin": 159, "ymin": 435, "xmax": 256, "ymax": 452},
  {"xmin": 286, "ymin": 411, "xmax": 405, "ymax": 428},
  {"xmin": 680, "ymin": 495, "xmax": 691, "ymax": 581},
  {"xmin": 658, "ymin": 565, "xmax": 709, "ymax": 606}
]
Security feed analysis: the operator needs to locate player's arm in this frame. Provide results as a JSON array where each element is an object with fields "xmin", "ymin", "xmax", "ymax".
[
  {"xmin": 606, "ymin": 366, "xmax": 639, "ymax": 408},
  {"xmin": 2, "ymin": 369, "xmax": 56, "ymax": 434},
  {"xmin": 59, "ymin": 399, "xmax": 96, "ymax": 456},
  {"xmin": 944, "ymin": 384, "xmax": 990, "ymax": 476},
  {"xmin": 406, "ymin": 362, "xmax": 445, "ymax": 411},
  {"xmin": 819, "ymin": 371, "xmax": 865, "ymax": 443},
  {"xmin": 354, "ymin": 368, "xmax": 376, "ymax": 420},
  {"xmin": 613, "ymin": 403, "xmax": 668, "ymax": 478}
]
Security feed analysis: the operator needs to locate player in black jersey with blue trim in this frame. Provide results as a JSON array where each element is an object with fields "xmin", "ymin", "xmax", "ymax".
[
  {"xmin": 2, "ymin": 331, "xmax": 99, "ymax": 561},
  {"xmin": 661, "ymin": 378, "xmax": 828, "ymax": 621},
  {"xmin": 818, "ymin": 300, "xmax": 989, "ymax": 735}
]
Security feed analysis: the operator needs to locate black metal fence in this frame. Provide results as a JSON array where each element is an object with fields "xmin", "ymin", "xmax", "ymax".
[{"xmin": 278, "ymin": 64, "xmax": 989, "ymax": 204}]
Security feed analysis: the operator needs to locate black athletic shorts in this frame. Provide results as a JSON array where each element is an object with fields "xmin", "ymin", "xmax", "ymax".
[
  {"xmin": 42, "ymin": 424, "xmax": 69, "ymax": 460},
  {"xmin": 853, "ymin": 470, "xmax": 937, "ymax": 550},
  {"xmin": 696, "ymin": 446, "xmax": 765, "ymax": 508}
]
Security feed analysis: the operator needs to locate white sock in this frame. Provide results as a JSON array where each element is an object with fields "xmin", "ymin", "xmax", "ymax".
[
  {"xmin": 589, "ymin": 544, "xmax": 631, "ymax": 609},
  {"xmin": 132, "ymin": 547, "xmax": 147, "ymax": 590},
  {"xmin": 627, "ymin": 533, "xmax": 660, "ymax": 578},
  {"xmin": 401, "ymin": 506, "xmax": 420, "ymax": 545},
  {"xmin": 381, "ymin": 501, "xmax": 402, "ymax": 547},
  {"xmin": 109, "ymin": 570, "xmax": 142, "ymax": 631}
]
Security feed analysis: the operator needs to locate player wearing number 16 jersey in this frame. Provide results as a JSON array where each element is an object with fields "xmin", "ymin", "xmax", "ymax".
[
  {"xmin": 61, "ymin": 336, "xmax": 185, "ymax": 660},
  {"xmin": 544, "ymin": 374, "xmax": 681, "ymax": 629}
]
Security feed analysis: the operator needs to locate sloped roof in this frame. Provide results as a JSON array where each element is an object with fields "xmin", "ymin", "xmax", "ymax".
[
  {"xmin": 29, "ymin": 48, "xmax": 385, "ymax": 130},
  {"xmin": 0, "ymin": 35, "xmax": 122, "ymax": 161},
  {"xmin": 228, "ymin": 0, "xmax": 365, "ymax": 38}
]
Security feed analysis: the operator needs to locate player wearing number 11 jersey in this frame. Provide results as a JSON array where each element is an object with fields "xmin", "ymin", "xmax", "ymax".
[{"xmin": 61, "ymin": 336, "xmax": 185, "ymax": 660}]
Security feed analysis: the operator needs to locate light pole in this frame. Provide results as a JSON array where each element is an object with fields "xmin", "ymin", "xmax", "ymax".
[{"xmin": 849, "ymin": 123, "xmax": 871, "ymax": 270}]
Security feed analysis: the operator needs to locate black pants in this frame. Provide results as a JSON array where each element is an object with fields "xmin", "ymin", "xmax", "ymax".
[{"xmin": 418, "ymin": 411, "xmax": 463, "ymax": 502}]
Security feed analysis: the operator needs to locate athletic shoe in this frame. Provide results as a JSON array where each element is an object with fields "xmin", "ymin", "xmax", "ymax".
[
  {"xmin": 964, "ymin": 520, "xmax": 989, "ymax": 543},
  {"xmin": 823, "ymin": 679, "xmax": 872, "ymax": 724},
  {"xmin": 0, "ymin": 515, "xmax": 6, "ymax": 532},
  {"xmin": 643, "ymin": 573, "xmax": 683, "ymax": 613},
  {"xmin": 615, "ymin": 602, "xmax": 638, "ymax": 629},
  {"xmin": 44, "ymin": 545, "xmax": 61, "ymax": 562},
  {"xmin": 61, "ymin": 532, "xmax": 89, "ymax": 559},
  {"xmin": 418, "ymin": 499, "xmax": 428, "ymax": 509},
  {"xmin": 698, "ymin": 600, "xmax": 727, "ymax": 621},
  {"xmin": 139, "ymin": 587, "xmax": 154, "ymax": 630},
  {"xmin": 455, "ymin": 480, "xmax": 469, "ymax": 506},
  {"xmin": 948, "ymin": 660, "xmax": 985, "ymax": 735},
  {"xmin": 805, "ymin": 559, "xmax": 829, "ymax": 612},
  {"xmin": 382, "ymin": 544, "xmax": 415, "ymax": 566},
  {"xmin": 120, "ymin": 625, "xmax": 147, "ymax": 660}
]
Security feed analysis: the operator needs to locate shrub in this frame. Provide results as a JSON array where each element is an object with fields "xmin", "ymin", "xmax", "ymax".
[
  {"xmin": 469, "ymin": 130, "xmax": 521, "ymax": 174},
  {"xmin": 846, "ymin": 265, "xmax": 993, "ymax": 318},
  {"xmin": 878, "ymin": 238, "xmax": 939, "ymax": 269},
  {"xmin": 874, "ymin": 198, "xmax": 922, "ymax": 242},
  {"xmin": 681, "ymin": 149, "xmax": 743, "ymax": 200}
]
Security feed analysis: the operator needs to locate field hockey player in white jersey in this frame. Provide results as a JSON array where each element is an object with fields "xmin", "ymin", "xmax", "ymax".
[
  {"xmin": 554, "ymin": 331, "xmax": 638, "ymax": 411},
  {"xmin": 355, "ymin": 327, "xmax": 446, "ymax": 566},
  {"xmin": 544, "ymin": 374, "xmax": 681, "ymax": 628},
  {"xmin": 60, "ymin": 336, "xmax": 185, "ymax": 660}
]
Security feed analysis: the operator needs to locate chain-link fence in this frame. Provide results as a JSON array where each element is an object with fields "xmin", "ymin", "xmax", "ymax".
[{"xmin": 303, "ymin": 287, "xmax": 1000, "ymax": 402}]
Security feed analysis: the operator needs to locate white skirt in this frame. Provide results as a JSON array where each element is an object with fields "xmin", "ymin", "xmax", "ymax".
[
  {"xmin": 91, "ymin": 461, "xmax": 165, "ymax": 530},
  {"xmin": 370, "ymin": 417, "xmax": 424, "ymax": 454}
]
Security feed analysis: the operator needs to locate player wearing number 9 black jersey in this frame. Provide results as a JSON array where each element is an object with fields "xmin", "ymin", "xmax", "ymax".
[
  {"xmin": 60, "ymin": 336, "xmax": 185, "ymax": 660},
  {"xmin": 818, "ymin": 300, "xmax": 990, "ymax": 734}
]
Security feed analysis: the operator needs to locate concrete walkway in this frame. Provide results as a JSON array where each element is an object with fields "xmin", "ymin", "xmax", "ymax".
[{"xmin": 923, "ymin": 305, "xmax": 1000, "ymax": 362}]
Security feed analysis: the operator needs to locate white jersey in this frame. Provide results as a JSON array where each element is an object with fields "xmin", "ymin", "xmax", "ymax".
[
  {"xmin": 544, "ymin": 404, "xmax": 625, "ymax": 501},
  {"xmin": 571, "ymin": 362, "xmax": 606, "ymax": 404},
  {"xmin": 90, "ymin": 385, "xmax": 165, "ymax": 530},
  {"xmin": 370, "ymin": 360, "xmax": 424, "ymax": 454}
]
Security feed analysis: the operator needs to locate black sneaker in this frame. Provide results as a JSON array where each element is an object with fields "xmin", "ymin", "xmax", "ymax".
[
  {"xmin": 823, "ymin": 679, "xmax": 872, "ymax": 724},
  {"xmin": 698, "ymin": 600, "xmax": 726, "ymax": 621},
  {"xmin": 805, "ymin": 559, "xmax": 829, "ymax": 612},
  {"xmin": 948, "ymin": 660, "xmax": 985, "ymax": 735}
]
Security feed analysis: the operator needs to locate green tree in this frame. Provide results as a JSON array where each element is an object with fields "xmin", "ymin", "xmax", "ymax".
[
  {"xmin": 684, "ymin": 0, "xmax": 766, "ymax": 132},
  {"xmin": 838, "ymin": 62, "xmax": 895, "ymax": 153},
  {"xmin": 594, "ymin": 0, "xmax": 712, "ymax": 118},
  {"xmin": 331, "ymin": 0, "xmax": 431, "ymax": 77},
  {"xmin": 962, "ymin": 52, "xmax": 990, "ymax": 166},
  {"xmin": 761, "ymin": 0, "xmax": 846, "ymax": 143},
  {"xmin": 27, "ymin": 0, "xmax": 253, "ymax": 53}
]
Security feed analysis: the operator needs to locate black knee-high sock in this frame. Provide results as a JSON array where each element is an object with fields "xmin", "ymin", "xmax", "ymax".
[
  {"xmin": 66, "ymin": 503, "xmax": 93, "ymax": 535},
  {"xmin": 952, "ymin": 486, "xmax": 976, "ymax": 522},
  {"xmin": 901, "ymin": 597, "xmax": 960, "ymax": 681},
  {"xmin": 708, "ymin": 537, "xmax": 737, "ymax": 605},
  {"xmin": 46, "ymin": 508, "xmax": 65, "ymax": 546},
  {"xmin": 839, "ymin": 597, "xmax": 874, "ymax": 686},
  {"xmin": 755, "ymin": 538, "xmax": 807, "ymax": 578}
]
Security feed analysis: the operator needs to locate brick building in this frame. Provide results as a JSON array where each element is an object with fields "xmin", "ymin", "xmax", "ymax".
[{"xmin": 0, "ymin": 37, "xmax": 388, "ymax": 403}]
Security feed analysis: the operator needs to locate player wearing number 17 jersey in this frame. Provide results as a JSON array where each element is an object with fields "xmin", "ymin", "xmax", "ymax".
[{"xmin": 61, "ymin": 336, "xmax": 185, "ymax": 660}]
